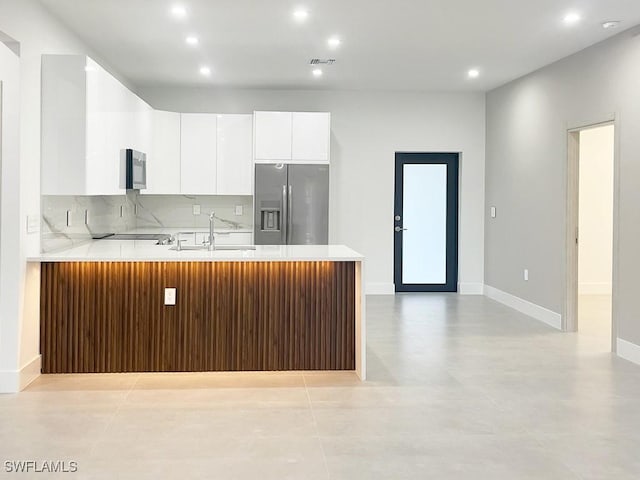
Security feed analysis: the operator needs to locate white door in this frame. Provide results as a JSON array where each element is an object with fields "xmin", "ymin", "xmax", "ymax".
[
  {"xmin": 145, "ymin": 110, "xmax": 181, "ymax": 194},
  {"xmin": 180, "ymin": 113, "xmax": 217, "ymax": 194},
  {"xmin": 254, "ymin": 111, "xmax": 292, "ymax": 161},
  {"xmin": 291, "ymin": 112, "xmax": 330, "ymax": 163},
  {"xmin": 216, "ymin": 114, "xmax": 253, "ymax": 195}
]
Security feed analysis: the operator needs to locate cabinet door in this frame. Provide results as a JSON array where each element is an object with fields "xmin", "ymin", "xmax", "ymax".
[
  {"xmin": 254, "ymin": 111, "xmax": 292, "ymax": 161},
  {"xmin": 217, "ymin": 114, "xmax": 253, "ymax": 195},
  {"xmin": 145, "ymin": 111, "xmax": 181, "ymax": 194},
  {"xmin": 291, "ymin": 112, "xmax": 330, "ymax": 163},
  {"xmin": 180, "ymin": 113, "xmax": 217, "ymax": 194},
  {"xmin": 86, "ymin": 58, "xmax": 126, "ymax": 195}
]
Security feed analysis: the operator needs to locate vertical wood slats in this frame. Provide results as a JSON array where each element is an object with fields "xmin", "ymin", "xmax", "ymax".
[{"xmin": 40, "ymin": 261, "xmax": 356, "ymax": 374}]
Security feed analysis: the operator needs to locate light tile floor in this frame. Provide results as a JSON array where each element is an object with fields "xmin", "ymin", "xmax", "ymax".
[{"xmin": 1, "ymin": 294, "xmax": 640, "ymax": 479}]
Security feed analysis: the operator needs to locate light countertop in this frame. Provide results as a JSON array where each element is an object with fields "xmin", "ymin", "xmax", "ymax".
[{"xmin": 28, "ymin": 242, "xmax": 364, "ymax": 263}]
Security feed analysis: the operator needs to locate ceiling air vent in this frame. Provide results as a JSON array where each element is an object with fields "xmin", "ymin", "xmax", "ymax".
[{"xmin": 309, "ymin": 59, "xmax": 336, "ymax": 65}]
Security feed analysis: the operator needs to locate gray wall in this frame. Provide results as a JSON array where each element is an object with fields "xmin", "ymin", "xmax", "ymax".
[
  {"xmin": 485, "ymin": 26, "xmax": 640, "ymax": 344},
  {"xmin": 139, "ymin": 88, "xmax": 486, "ymax": 293}
]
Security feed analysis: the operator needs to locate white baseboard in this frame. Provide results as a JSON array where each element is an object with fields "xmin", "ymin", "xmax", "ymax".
[
  {"xmin": 19, "ymin": 355, "xmax": 41, "ymax": 390},
  {"xmin": 366, "ymin": 282, "xmax": 395, "ymax": 295},
  {"xmin": 484, "ymin": 285, "xmax": 562, "ymax": 330},
  {"xmin": 458, "ymin": 283, "xmax": 484, "ymax": 295},
  {"xmin": 578, "ymin": 283, "xmax": 612, "ymax": 295},
  {"xmin": 617, "ymin": 338, "xmax": 640, "ymax": 366},
  {"xmin": 0, "ymin": 355, "xmax": 41, "ymax": 394}
]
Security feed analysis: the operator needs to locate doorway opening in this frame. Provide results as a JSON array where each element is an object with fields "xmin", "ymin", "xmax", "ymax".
[{"xmin": 566, "ymin": 122, "xmax": 615, "ymax": 350}]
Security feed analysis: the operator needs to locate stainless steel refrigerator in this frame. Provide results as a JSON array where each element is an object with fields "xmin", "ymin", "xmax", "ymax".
[{"xmin": 254, "ymin": 164, "xmax": 329, "ymax": 245}]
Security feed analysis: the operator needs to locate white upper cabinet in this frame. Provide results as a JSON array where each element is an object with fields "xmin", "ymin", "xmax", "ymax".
[
  {"xmin": 180, "ymin": 113, "xmax": 217, "ymax": 195},
  {"xmin": 41, "ymin": 55, "xmax": 153, "ymax": 196},
  {"xmin": 291, "ymin": 112, "xmax": 331, "ymax": 162},
  {"xmin": 254, "ymin": 111, "xmax": 330, "ymax": 164},
  {"xmin": 253, "ymin": 111, "xmax": 293, "ymax": 161},
  {"xmin": 144, "ymin": 110, "xmax": 181, "ymax": 194},
  {"xmin": 216, "ymin": 114, "xmax": 253, "ymax": 195}
]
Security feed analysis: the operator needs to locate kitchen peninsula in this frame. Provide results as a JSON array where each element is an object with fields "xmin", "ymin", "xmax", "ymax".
[{"xmin": 29, "ymin": 243, "xmax": 365, "ymax": 379}]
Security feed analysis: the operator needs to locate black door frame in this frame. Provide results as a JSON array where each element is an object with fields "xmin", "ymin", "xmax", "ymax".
[{"xmin": 394, "ymin": 152, "xmax": 459, "ymax": 292}]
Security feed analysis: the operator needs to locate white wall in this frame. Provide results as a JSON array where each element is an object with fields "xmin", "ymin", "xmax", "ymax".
[
  {"xmin": 578, "ymin": 125, "xmax": 614, "ymax": 295},
  {"xmin": 0, "ymin": 38, "xmax": 22, "ymax": 392},
  {"xmin": 485, "ymin": 25, "xmax": 640, "ymax": 347},
  {"xmin": 0, "ymin": 0, "xmax": 130, "ymax": 392},
  {"xmin": 139, "ymin": 87, "xmax": 486, "ymax": 294}
]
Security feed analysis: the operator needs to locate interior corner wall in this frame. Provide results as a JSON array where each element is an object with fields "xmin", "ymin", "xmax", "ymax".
[
  {"xmin": 138, "ymin": 88, "xmax": 486, "ymax": 294},
  {"xmin": 0, "ymin": 0, "xmax": 132, "ymax": 391},
  {"xmin": 485, "ymin": 26, "xmax": 640, "ymax": 346}
]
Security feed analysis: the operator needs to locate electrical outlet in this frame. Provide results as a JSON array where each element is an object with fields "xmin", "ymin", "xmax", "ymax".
[
  {"xmin": 66, "ymin": 210, "xmax": 73, "ymax": 227},
  {"xmin": 193, "ymin": 204, "xmax": 201, "ymax": 215},
  {"xmin": 524, "ymin": 269, "xmax": 529, "ymax": 281},
  {"xmin": 490, "ymin": 206, "xmax": 496, "ymax": 218},
  {"xmin": 234, "ymin": 205, "xmax": 243, "ymax": 216},
  {"xmin": 164, "ymin": 288, "xmax": 177, "ymax": 306}
]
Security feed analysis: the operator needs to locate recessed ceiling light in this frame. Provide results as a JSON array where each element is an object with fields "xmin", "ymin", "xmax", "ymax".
[
  {"xmin": 602, "ymin": 20, "xmax": 621, "ymax": 29},
  {"xmin": 186, "ymin": 36, "xmax": 199, "ymax": 46},
  {"xmin": 199, "ymin": 66, "xmax": 211, "ymax": 76},
  {"xmin": 170, "ymin": 5, "xmax": 187, "ymax": 19},
  {"xmin": 563, "ymin": 12, "xmax": 581, "ymax": 25},
  {"xmin": 293, "ymin": 8, "xmax": 309, "ymax": 22},
  {"xmin": 328, "ymin": 37, "xmax": 341, "ymax": 49},
  {"xmin": 312, "ymin": 68, "xmax": 323, "ymax": 77},
  {"xmin": 468, "ymin": 69, "xmax": 480, "ymax": 79}
]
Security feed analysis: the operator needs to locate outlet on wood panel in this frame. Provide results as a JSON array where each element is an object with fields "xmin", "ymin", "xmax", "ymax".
[{"xmin": 164, "ymin": 288, "xmax": 177, "ymax": 306}]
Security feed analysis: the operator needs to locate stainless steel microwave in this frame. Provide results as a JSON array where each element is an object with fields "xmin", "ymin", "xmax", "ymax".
[{"xmin": 123, "ymin": 149, "xmax": 147, "ymax": 190}]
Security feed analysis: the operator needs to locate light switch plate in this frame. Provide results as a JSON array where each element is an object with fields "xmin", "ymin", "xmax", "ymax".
[
  {"xmin": 164, "ymin": 288, "xmax": 177, "ymax": 306},
  {"xmin": 490, "ymin": 206, "xmax": 496, "ymax": 218},
  {"xmin": 193, "ymin": 204, "xmax": 201, "ymax": 215},
  {"xmin": 234, "ymin": 205, "xmax": 243, "ymax": 216}
]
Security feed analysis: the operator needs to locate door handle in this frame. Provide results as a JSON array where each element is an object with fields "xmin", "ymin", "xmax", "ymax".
[
  {"xmin": 281, "ymin": 185, "xmax": 288, "ymax": 244},
  {"xmin": 394, "ymin": 226, "xmax": 407, "ymax": 232}
]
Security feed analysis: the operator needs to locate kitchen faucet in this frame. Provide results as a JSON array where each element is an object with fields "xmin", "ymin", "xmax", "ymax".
[{"xmin": 208, "ymin": 211, "xmax": 216, "ymax": 251}]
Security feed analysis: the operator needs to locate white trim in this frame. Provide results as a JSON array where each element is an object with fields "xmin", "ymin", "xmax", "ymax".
[
  {"xmin": 484, "ymin": 285, "xmax": 562, "ymax": 330},
  {"xmin": 578, "ymin": 283, "xmax": 612, "ymax": 295},
  {"xmin": 19, "ymin": 355, "xmax": 41, "ymax": 390},
  {"xmin": 366, "ymin": 282, "xmax": 395, "ymax": 295},
  {"xmin": 458, "ymin": 283, "xmax": 484, "ymax": 295},
  {"xmin": 0, "ymin": 355, "xmax": 41, "ymax": 393},
  {"xmin": 617, "ymin": 338, "xmax": 640, "ymax": 366}
]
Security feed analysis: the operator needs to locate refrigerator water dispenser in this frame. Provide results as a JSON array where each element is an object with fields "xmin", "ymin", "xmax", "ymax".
[{"xmin": 260, "ymin": 207, "xmax": 281, "ymax": 232}]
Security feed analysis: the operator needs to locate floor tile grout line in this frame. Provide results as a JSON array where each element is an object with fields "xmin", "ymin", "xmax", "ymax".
[
  {"xmin": 87, "ymin": 374, "xmax": 140, "ymax": 458},
  {"xmin": 302, "ymin": 373, "xmax": 331, "ymax": 480}
]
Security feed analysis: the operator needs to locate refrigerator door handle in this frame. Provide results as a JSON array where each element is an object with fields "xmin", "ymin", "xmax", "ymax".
[
  {"xmin": 281, "ymin": 185, "xmax": 288, "ymax": 244},
  {"xmin": 287, "ymin": 185, "xmax": 293, "ymax": 244}
]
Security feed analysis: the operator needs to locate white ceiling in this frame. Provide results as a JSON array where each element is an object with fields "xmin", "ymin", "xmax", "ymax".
[{"xmin": 39, "ymin": 0, "xmax": 640, "ymax": 92}]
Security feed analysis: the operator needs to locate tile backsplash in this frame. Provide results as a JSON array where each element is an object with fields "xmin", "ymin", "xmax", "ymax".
[
  {"xmin": 41, "ymin": 193, "xmax": 253, "ymax": 252},
  {"xmin": 136, "ymin": 194, "xmax": 253, "ymax": 230},
  {"xmin": 41, "ymin": 193, "xmax": 137, "ymax": 252}
]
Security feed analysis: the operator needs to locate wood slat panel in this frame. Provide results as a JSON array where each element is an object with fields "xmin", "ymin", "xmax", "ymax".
[{"xmin": 40, "ymin": 261, "xmax": 356, "ymax": 373}]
